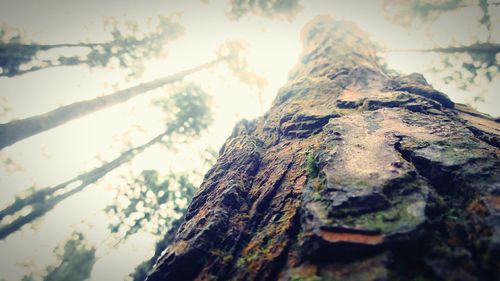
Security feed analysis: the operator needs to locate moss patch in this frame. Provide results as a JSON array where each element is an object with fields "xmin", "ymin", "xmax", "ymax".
[
  {"xmin": 306, "ymin": 150, "xmax": 319, "ymax": 178},
  {"xmin": 344, "ymin": 194, "xmax": 425, "ymax": 234}
]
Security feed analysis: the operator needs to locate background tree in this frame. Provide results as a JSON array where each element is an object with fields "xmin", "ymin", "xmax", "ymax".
[
  {"xmin": 226, "ymin": 0, "xmax": 302, "ymax": 21},
  {"xmin": 0, "ymin": 16, "xmax": 183, "ymax": 77},
  {"xmin": 383, "ymin": 0, "xmax": 500, "ymax": 93},
  {"xmin": 0, "ymin": 83, "xmax": 212, "ymax": 240},
  {"xmin": 21, "ymin": 233, "xmax": 96, "ymax": 281},
  {"xmin": 0, "ymin": 36, "xmax": 271, "ymax": 150},
  {"xmin": 0, "ymin": 57, "xmax": 221, "ymax": 149},
  {"xmin": 0, "ymin": 5, "xmax": 281, "ymax": 277}
]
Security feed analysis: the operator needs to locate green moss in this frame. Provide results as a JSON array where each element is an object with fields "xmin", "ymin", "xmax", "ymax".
[
  {"xmin": 346, "ymin": 196, "xmax": 424, "ymax": 233},
  {"xmin": 235, "ymin": 236, "xmax": 275, "ymax": 269},
  {"xmin": 235, "ymin": 250, "xmax": 260, "ymax": 269},
  {"xmin": 308, "ymin": 191, "xmax": 323, "ymax": 201},
  {"xmin": 306, "ymin": 151, "xmax": 319, "ymax": 178},
  {"xmin": 235, "ymin": 257, "xmax": 245, "ymax": 268},
  {"xmin": 208, "ymin": 249, "xmax": 232, "ymax": 264},
  {"xmin": 290, "ymin": 274, "xmax": 323, "ymax": 281},
  {"xmin": 235, "ymin": 248, "xmax": 263, "ymax": 269},
  {"xmin": 444, "ymin": 208, "xmax": 460, "ymax": 221},
  {"xmin": 246, "ymin": 249, "xmax": 261, "ymax": 262}
]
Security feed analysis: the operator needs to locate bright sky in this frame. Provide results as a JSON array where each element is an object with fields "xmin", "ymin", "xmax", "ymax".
[{"xmin": 0, "ymin": 0, "xmax": 498, "ymax": 280}]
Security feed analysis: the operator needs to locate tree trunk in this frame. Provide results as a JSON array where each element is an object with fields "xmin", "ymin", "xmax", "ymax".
[
  {"xmin": 0, "ymin": 57, "xmax": 223, "ymax": 149},
  {"xmin": 147, "ymin": 17, "xmax": 500, "ymax": 281},
  {"xmin": 0, "ymin": 128, "xmax": 170, "ymax": 240},
  {"xmin": 390, "ymin": 42, "xmax": 500, "ymax": 55}
]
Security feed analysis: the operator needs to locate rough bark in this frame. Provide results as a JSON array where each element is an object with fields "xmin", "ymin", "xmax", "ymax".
[
  {"xmin": 132, "ymin": 218, "xmax": 184, "ymax": 281},
  {"xmin": 147, "ymin": 17, "xmax": 500, "ymax": 281},
  {"xmin": 0, "ymin": 58, "xmax": 222, "ymax": 149}
]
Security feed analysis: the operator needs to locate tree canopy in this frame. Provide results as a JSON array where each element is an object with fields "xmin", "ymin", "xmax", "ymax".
[
  {"xmin": 383, "ymin": 0, "xmax": 500, "ymax": 93},
  {"xmin": 0, "ymin": 16, "xmax": 183, "ymax": 77}
]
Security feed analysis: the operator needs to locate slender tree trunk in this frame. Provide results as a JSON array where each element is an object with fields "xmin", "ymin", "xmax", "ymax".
[
  {"xmin": 0, "ymin": 128, "xmax": 169, "ymax": 240},
  {"xmin": 19, "ymin": 42, "xmax": 107, "ymax": 50},
  {"xmin": 147, "ymin": 17, "xmax": 500, "ymax": 281},
  {"xmin": 0, "ymin": 60, "xmax": 89, "ymax": 77},
  {"xmin": 0, "ymin": 42, "xmax": 107, "ymax": 52},
  {"xmin": 389, "ymin": 42, "xmax": 500, "ymax": 55},
  {"xmin": 0, "ymin": 43, "xmax": 99, "ymax": 77},
  {"xmin": 0, "ymin": 57, "xmax": 223, "ymax": 149}
]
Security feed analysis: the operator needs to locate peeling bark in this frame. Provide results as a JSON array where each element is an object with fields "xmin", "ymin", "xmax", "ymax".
[{"xmin": 148, "ymin": 17, "xmax": 499, "ymax": 281}]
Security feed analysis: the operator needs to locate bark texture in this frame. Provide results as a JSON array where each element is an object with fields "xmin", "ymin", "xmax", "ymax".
[{"xmin": 147, "ymin": 17, "xmax": 500, "ymax": 281}]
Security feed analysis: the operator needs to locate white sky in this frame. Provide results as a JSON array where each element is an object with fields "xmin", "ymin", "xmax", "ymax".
[{"xmin": 0, "ymin": 0, "xmax": 498, "ymax": 280}]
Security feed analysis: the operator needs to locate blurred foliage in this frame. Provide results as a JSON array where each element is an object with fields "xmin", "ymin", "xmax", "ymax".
[
  {"xmin": 86, "ymin": 16, "xmax": 184, "ymax": 77},
  {"xmin": 0, "ymin": 153, "xmax": 23, "ymax": 174},
  {"xmin": 154, "ymin": 83, "xmax": 213, "ymax": 137},
  {"xmin": 226, "ymin": 0, "xmax": 302, "ymax": 21},
  {"xmin": 0, "ymin": 26, "xmax": 36, "ymax": 77},
  {"xmin": 128, "ymin": 148, "xmax": 217, "ymax": 281},
  {"xmin": 106, "ymin": 170, "xmax": 196, "ymax": 238},
  {"xmin": 383, "ymin": 0, "xmax": 465, "ymax": 27},
  {"xmin": 21, "ymin": 233, "xmax": 96, "ymax": 281},
  {"xmin": 106, "ymin": 83, "xmax": 212, "ymax": 238},
  {"xmin": 383, "ymin": 0, "xmax": 496, "ymax": 31},
  {"xmin": 217, "ymin": 40, "xmax": 268, "ymax": 90},
  {"xmin": 435, "ymin": 43, "xmax": 499, "ymax": 91},
  {"xmin": 217, "ymin": 39, "xmax": 268, "ymax": 111},
  {"xmin": 109, "ymin": 85, "xmax": 216, "ymax": 278},
  {"xmin": 0, "ymin": 16, "xmax": 183, "ymax": 77},
  {"xmin": 0, "ymin": 96, "xmax": 10, "ymax": 118},
  {"xmin": 383, "ymin": 0, "xmax": 499, "ymax": 92},
  {"xmin": 0, "ymin": 83, "xmax": 212, "ymax": 241}
]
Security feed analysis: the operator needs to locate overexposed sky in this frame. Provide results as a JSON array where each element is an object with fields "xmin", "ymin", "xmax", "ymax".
[{"xmin": 0, "ymin": 1, "xmax": 498, "ymax": 280}]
